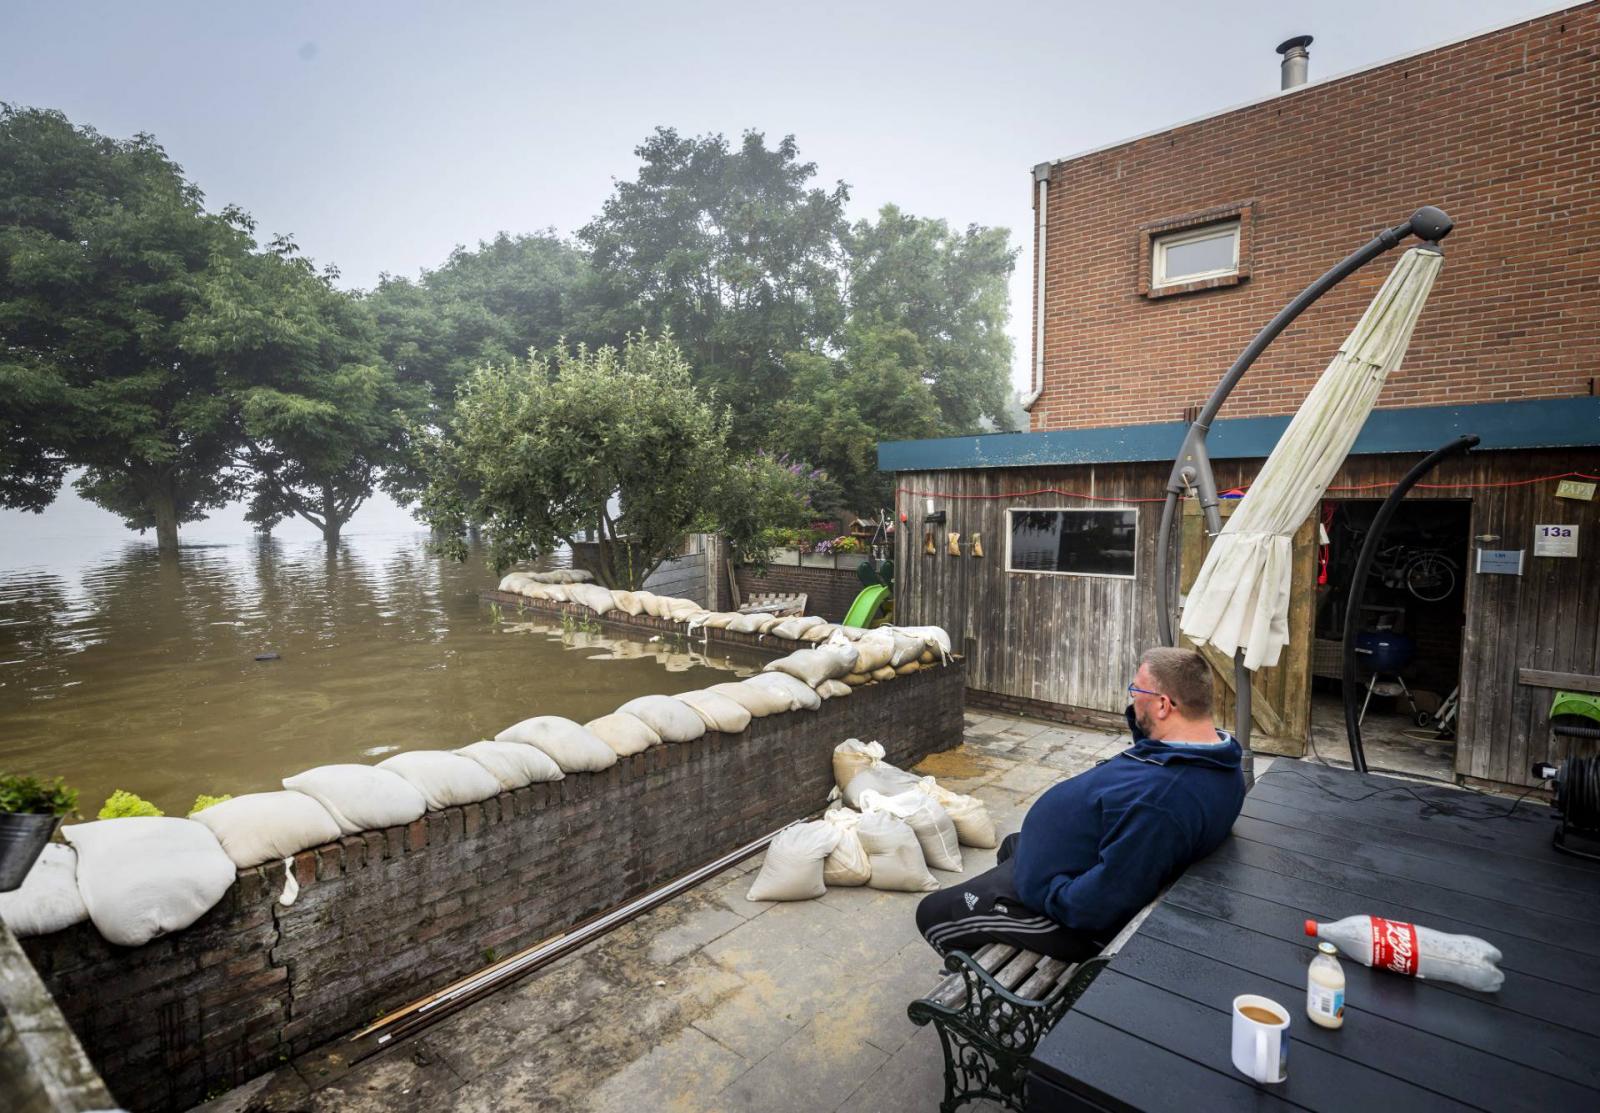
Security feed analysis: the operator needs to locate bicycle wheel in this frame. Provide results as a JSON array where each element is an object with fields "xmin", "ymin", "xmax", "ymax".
[{"xmin": 1405, "ymin": 554, "xmax": 1456, "ymax": 602}]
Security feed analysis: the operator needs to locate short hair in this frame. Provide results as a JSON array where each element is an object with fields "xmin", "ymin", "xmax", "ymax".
[{"xmin": 1139, "ymin": 647, "xmax": 1213, "ymax": 717}]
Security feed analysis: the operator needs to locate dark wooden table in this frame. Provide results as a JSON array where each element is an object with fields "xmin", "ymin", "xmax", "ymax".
[{"xmin": 1028, "ymin": 761, "xmax": 1600, "ymax": 1112}]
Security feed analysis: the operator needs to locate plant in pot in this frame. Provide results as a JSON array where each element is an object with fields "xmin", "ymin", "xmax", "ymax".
[{"xmin": 0, "ymin": 775, "xmax": 78, "ymax": 893}]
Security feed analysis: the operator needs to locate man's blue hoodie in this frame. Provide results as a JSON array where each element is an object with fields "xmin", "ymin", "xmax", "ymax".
[{"xmin": 1011, "ymin": 708, "xmax": 1246, "ymax": 937}]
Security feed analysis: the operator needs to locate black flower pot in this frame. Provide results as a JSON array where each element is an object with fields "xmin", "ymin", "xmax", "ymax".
[{"xmin": 0, "ymin": 812, "xmax": 63, "ymax": 892}]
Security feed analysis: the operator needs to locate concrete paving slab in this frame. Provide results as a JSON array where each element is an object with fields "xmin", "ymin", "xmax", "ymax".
[
  {"xmin": 583, "ymin": 1027, "xmax": 748, "ymax": 1113},
  {"xmin": 835, "ymin": 1026, "xmax": 945, "ymax": 1113},
  {"xmin": 705, "ymin": 1010, "xmax": 890, "ymax": 1113}
]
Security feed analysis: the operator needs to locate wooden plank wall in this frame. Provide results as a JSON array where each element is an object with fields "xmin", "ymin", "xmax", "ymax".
[{"xmin": 895, "ymin": 445, "xmax": 1599, "ymax": 789}]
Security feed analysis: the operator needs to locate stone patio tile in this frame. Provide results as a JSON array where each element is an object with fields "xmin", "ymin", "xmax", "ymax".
[
  {"xmin": 835, "ymin": 1025, "xmax": 946, "ymax": 1113},
  {"xmin": 701, "ymin": 867, "xmax": 777, "ymax": 919},
  {"xmin": 305, "ymin": 1040, "xmax": 464, "ymax": 1113},
  {"xmin": 739, "ymin": 892, "xmax": 925, "ymax": 968},
  {"xmin": 706, "ymin": 1011, "xmax": 890, "ymax": 1113},
  {"xmin": 826, "ymin": 940, "xmax": 949, "ymax": 1056},
  {"xmin": 582, "ymin": 1026, "xmax": 748, "ymax": 1113},
  {"xmin": 643, "ymin": 897, "xmax": 749, "ymax": 965}
]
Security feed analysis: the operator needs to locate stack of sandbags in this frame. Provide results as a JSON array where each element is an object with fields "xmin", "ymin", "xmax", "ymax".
[
  {"xmin": 377, "ymin": 751, "xmax": 505, "ymax": 810},
  {"xmin": 859, "ymin": 788, "xmax": 963, "ymax": 872},
  {"xmin": 496, "ymin": 716, "xmax": 619, "ymax": 771},
  {"xmin": 566, "ymin": 583, "xmax": 617, "ymax": 615},
  {"xmin": 747, "ymin": 821, "xmax": 842, "ymax": 901},
  {"xmin": 283, "ymin": 765, "xmax": 429, "ymax": 835},
  {"xmin": 64, "ymin": 817, "xmax": 239, "ymax": 946},
  {"xmin": 917, "ymin": 776, "xmax": 998, "ymax": 849},
  {"xmin": 821, "ymin": 807, "xmax": 871, "ymax": 887},
  {"xmin": 456, "ymin": 740, "xmax": 566, "ymax": 788},
  {"xmin": 833, "ymin": 739, "xmax": 922, "ymax": 806},
  {"xmin": 763, "ymin": 645, "xmax": 858, "ymax": 689},
  {"xmin": 615, "ymin": 696, "xmax": 707, "ymax": 743}
]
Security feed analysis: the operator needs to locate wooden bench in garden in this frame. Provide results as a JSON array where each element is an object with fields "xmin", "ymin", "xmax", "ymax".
[{"xmin": 738, "ymin": 591, "xmax": 807, "ymax": 617}]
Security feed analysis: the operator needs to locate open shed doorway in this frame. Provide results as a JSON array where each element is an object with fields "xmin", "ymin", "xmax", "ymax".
[{"xmin": 1310, "ymin": 498, "xmax": 1471, "ymax": 779}]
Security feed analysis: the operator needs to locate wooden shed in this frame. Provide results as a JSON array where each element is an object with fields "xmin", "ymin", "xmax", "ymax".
[{"xmin": 883, "ymin": 397, "xmax": 1600, "ymax": 791}]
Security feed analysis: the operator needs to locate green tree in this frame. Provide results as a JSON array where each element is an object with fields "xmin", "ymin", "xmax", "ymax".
[
  {"xmin": 416, "ymin": 335, "xmax": 808, "ymax": 587},
  {"xmin": 844, "ymin": 204, "xmax": 1018, "ymax": 434},
  {"xmin": 579, "ymin": 129, "xmax": 848, "ymax": 443},
  {"xmin": 0, "ymin": 105, "xmax": 255, "ymax": 551}
]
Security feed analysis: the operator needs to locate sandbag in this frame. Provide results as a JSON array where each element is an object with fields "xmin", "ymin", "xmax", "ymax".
[
  {"xmin": 64, "ymin": 818, "xmax": 237, "ymax": 947},
  {"xmin": 283, "ymin": 764, "xmax": 428, "ymax": 836},
  {"xmin": 643, "ymin": 593, "xmax": 676, "ymax": 619},
  {"xmin": 495, "ymin": 716, "xmax": 619, "ymax": 772},
  {"xmin": 830, "ymin": 625, "xmax": 866, "ymax": 641},
  {"xmin": 757, "ymin": 615, "xmax": 786, "ymax": 635},
  {"xmin": 801, "ymin": 623, "xmax": 837, "ymax": 643},
  {"xmin": 498, "ymin": 572, "xmax": 535, "ymax": 592},
  {"xmin": 700, "ymin": 611, "xmax": 737, "ymax": 629},
  {"xmin": 888, "ymin": 634, "xmax": 925, "ymax": 668},
  {"xmin": 919, "ymin": 650, "xmax": 935, "ymax": 665},
  {"xmin": 747, "ymin": 821, "xmax": 841, "ymax": 902},
  {"xmin": 896, "ymin": 661, "xmax": 921, "ymax": 675},
  {"xmin": 706, "ymin": 681, "xmax": 790, "ymax": 718},
  {"xmin": 725, "ymin": 612, "xmax": 764, "ymax": 634},
  {"xmin": 870, "ymin": 665, "xmax": 897, "ymax": 682},
  {"xmin": 771, "ymin": 615, "xmax": 825, "ymax": 641},
  {"xmin": 842, "ymin": 672, "xmax": 870, "ymax": 686},
  {"xmin": 378, "ymin": 751, "xmax": 504, "ymax": 810},
  {"xmin": 764, "ymin": 646, "xmax": 857, "ymax": 688},
  {"xmin": 584, "ymin": 712, "xmax": 661, "ymax": 756},
  {"xmin": 894, "ymin": 624, "xmax": 952, "ymax": 657},
  {"xmin": 821, "ymin": 807, "xmax": 871, "ymax": 887},
  {"xmin": 674, "ymin": 689, "xmax": 753, "ymax": 734},
  {"xmin": 847, "ymin": 629, "xmax": 895, "ymax": 673},
  {"xmin": 567, "ymin": 583, "xmax": 616, "ymax": 615},
  {"xmin": 634, "ymin": 591, "xmax": 663, "ymax": 617},
  {"xmin": 918, "ymin": 776, "xmax": 998, "ymax": 849},
  {"xmin": 855, "ymin": 810, "xmax": 939, "ymax": 893},
  {"xmin": 615, "ymin": 695, "xmax": 707, "ymax": 743},
  {"xmin": 860, "ymin": 789, "xmax": 962, "ymax": 871},
  {"xmin": 841, "ymin": 761, "xmax": 923, "ymax": 809},
  {"xmin": 0, "ymin": 843, "xmax": 88, "ymax": 937},
  {"xmin": 610, "ymin": 589, "xmax": 646, "ymax": 616},
  {"xmin": 745, "ymin": 671, "xmax": 822, "ymax": 711},
  {"xmin": 456, "ymin": 740, "xmax": 565, "ymax": 788},
  {"xmin": 833, "ymin": 738, "xmax": 885, "ymax": 792},
  {"xmin": 540, "ymin": 584, "xmax": 572, "ymax": 603},
  {"xmin": 666, "ymin": 598, "xmax": 705, "ymax": 623},
  {"xmin": 189, "ymin": 790, "xmax": 342, "ymax": 869},
  {"xmin": 817, "ymin": 679, "xmax": 851, "ymax": 699}
]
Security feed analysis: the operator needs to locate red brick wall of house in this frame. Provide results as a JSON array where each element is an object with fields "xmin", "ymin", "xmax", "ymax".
[{"xmin": 1029, "ymin": 4, "xmax": 1599, "ymax": 431}]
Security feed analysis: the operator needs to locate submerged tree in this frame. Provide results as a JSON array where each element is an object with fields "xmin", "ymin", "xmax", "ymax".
[
  {"xmin": 0, "ymin": 105, "xmax": 255, "ymax": 550},
  {"xmin": 416, "ymin": 335, "xmax": 810, "ymax": 587}
]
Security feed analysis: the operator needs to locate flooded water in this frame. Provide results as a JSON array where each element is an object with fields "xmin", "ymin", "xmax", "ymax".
[{"xmin": 0, "ymin": 491, "xmax": 758, "ymax": 816}]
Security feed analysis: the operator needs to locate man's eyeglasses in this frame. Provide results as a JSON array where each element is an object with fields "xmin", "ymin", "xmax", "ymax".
[{"xmin": 1128, "ymin": 683, "xmax": 1176, "ymax": 705}]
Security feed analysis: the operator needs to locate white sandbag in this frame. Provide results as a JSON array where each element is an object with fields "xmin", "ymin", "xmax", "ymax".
[
  {"xmin": 674, "ymin": 689, "xmax": 753, "ymax": 734},
  {"xmin": 831, "ymin": 625, "xmax": 866, "ymax": 641},
  {"xmin": 860, "ymin": 789, "xmax": 962, "ymax": 871},
  {"xmin": 893, "ymin": 625, "xmax": 952, "ymax": 657},
  {"xmin": 845, "ymin": 629, "xmax": 895, "ymax": 673},
  {"xmin": 456, "ymin": 740, "xmax": 565, "ymax": 789},
  {"xmin": 706, "ymin": 681, "xmax": 789, "ymax": 718},
  {"xmin": 918, "ymin": 776, "xmax": 999, "ymax": 849},
  {"xmin": 64, "ymin": 818, "xmax": 237, "ymax": 947},
  {"xmin": 615, "ymin": 695, "xmax": 707, "ymax": 743},
  {"xmin": 584, "ymin": 712, "xmax": 661, "ymax": 756},
  {"xmin": 283, "ymin": 764, "xmax": 428, "ymax": 836},
  {"xmin": 495, "ymin": 716, "xmax": 619, "ymax": 772},
  {"xmin": 567, "ymin": 583, "xmax": 616, "ymax": 615},
  {"xmin": 727, "ymin": 613, "xmax": 764, "ymax": 634},
  {"xmin": 498, "ymin": 572, "xmax": 535, "ymax": 592},
  {"xmin": 0, "ymin": 844, "xmax": 88, "ymax": 937},
  {"xmin": 855, "ymin": 810, "xmax": 939, "ymax": 893},
  {"xmin": 841, "ymin": 761, "xmax": 924, "ymax": 809},
  {"xmin": 610, "ymin": 590, "xmax": 646, "ymax": 615},
  {"xmin": 771, "ymin": 615, "xmax": 825, "ymax": 640},
  {"xmin": 188, "ymin": 790, "xmax": 343, "ymax": 869},
  {"xmin": 378, "ymin": 750, "xmax": 504, "ymax": 810},
  {"xmin": 757, "ymin": 615, "xmax": 787, "ymax": 635},
  {"xmin": 833, "ymin": 738, "xmax": 885, "ymax": 791},
  {"xmin": 563, "ymin": 568, "xmax": 594, "ymax": 584},
  {"xmin": 747, "ymin": 821, "xmax": 841, "ymax": 902},
  {"xmin": 666, "ymin": 598, "xmax": 705, "ymax": 623},
  {"xmin": 888, "ymin": 634, "xmax": 925, "ymax": 668},
  {"xmin": 764, "ymin": 646, "xmax": 857, "ymax": 687},
  {"xmin": 801, "ymin": 623, "xmax": 837, "ymax": 643},
  {"xmin": 821, "ymin": 807, "xmax": 872, "ymax": 887},
  {"xmin": 541, "ymin": 584, "xmax": 573, "ymax": 603},
  {"xmin": 745, "ymin": 671, "xmax": 822, "ymax": 711},
  {"xmin": 700, "ymin": 611, "xmax": 738, "ymax": 629},
  {"xmin": 641, "ymin": 592, "xmax": 673, "ymax": 618},
  {"xmin": 817, "ymin": 679, "xmax": 851, "ymax": 699}
]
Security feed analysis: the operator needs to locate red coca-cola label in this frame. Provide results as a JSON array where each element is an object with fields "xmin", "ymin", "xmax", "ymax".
[{"xmin": 1369, "ymin": 916, "xmax": 1418, "ymax": 976}]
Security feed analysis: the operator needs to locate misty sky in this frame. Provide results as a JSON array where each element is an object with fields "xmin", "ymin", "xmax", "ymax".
[{"xmin": 1, "ymin": 0, "xmax": 1569, "ymax": 544}]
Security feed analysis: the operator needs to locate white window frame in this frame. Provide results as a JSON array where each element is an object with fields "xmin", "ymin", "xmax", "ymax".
[
  {"xmin": 1152, "ymin": 221, "xmax": 1240, "ymax": 287},
  {"xmin": 1004, "ymin": 507, "xmax": 1139, "ymax": 581}
]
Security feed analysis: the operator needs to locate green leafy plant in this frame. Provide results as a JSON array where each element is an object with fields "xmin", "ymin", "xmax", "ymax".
[
  {"xmin": 98, "ymin": 790, "xmax": 164, "ymax": 819},
  {"xmin": 190, "ymin": 794, "xmax": 232, "ymax": 814},
  {"xmin": 0, "ymin": 775, "xmax": 78, "ymax": 816}
]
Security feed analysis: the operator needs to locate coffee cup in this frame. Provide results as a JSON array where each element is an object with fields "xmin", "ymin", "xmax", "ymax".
[{"xmin": 1231, "ymin": 994, "xmax": 1288, "ymax": 1084}]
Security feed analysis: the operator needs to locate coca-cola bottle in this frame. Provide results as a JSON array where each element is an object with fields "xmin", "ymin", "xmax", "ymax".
[{"xmin": 1305, "ymin": 916, "xmax": 1504, "ymax": 993}]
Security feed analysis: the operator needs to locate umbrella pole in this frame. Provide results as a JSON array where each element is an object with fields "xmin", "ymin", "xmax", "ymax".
[{"xmin": 1341, "ymin": 435, "xmax": 1479, "ymax": 772}]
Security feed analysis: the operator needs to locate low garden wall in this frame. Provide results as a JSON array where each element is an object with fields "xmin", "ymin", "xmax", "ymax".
[{"xmin": 21, "ymin": 616, "xmax": 964, "ymax": 1112}]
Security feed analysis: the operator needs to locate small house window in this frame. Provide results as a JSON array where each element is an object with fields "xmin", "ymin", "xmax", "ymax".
[
  {"xmin": 1152, "ymin": 221, "xmax": 1240, "ymax": 287},
  {"xmin": 1007, "ymin": 509, "xmax": 1138, "ymax": 578}
]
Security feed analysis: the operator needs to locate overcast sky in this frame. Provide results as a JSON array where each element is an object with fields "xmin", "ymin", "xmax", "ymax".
[{"xmin": 0, "ymin": 0, "xmax": 1571, "ymax": 542}]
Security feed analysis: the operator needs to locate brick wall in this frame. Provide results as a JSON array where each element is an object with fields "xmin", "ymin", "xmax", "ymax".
[
  {"xmin": 21, "ymin": 659, "xmax": 963, "ymax": 1112},
  {"xmin": 1030, "ymin": 4, "xmax": 1600, "ymax": 431}
]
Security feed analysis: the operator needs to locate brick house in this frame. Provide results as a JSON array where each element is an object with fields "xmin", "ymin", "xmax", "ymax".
[{"xmin": 881, "ymin": 3, "xmax": 1600, "ymax": 791}]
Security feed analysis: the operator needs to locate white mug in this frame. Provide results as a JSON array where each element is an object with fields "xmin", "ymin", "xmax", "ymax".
[{"xmin": 1231, "ymin": 994, "xmax": 1289, "ymax": 1084}]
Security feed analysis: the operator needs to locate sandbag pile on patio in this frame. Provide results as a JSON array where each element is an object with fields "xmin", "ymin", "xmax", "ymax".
[{"xmin": 745, "ymin": 738, "xmax": 995, "ymax": 902}]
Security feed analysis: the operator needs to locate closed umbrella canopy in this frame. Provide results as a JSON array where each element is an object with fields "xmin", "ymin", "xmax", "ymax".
[{"xmin": 1180, "ymin": 246, "xmax": 1444, "ymax": 670}]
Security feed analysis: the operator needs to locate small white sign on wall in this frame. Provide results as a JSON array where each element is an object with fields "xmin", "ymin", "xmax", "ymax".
[{"xmin": 1533, "ymin": 524, "xmax": 1579, "ymax": 558}]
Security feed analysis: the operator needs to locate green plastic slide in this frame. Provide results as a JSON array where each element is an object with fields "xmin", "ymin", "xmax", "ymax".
[{"xmin": 843, "ymin": 584, "xmax": 891, "ymax": 629}]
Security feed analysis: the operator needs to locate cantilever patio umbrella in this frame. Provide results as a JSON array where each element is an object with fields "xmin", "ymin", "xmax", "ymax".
[{"xmin": 1154, "ymin": 206, "xmax": 1454, "ymax": 778}]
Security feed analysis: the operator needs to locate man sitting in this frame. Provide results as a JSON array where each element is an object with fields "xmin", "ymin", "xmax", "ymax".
[{"xmin": 916, "ymin": 647, "xmax": 1246, "ymax": 961}]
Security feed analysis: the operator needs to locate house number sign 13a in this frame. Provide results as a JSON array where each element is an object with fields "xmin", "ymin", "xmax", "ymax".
[{"xmin": 1533, "ymin": 524, "xmax": 1579, "ymax": 558}]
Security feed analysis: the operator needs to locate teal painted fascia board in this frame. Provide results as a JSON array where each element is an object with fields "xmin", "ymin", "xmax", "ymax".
[{"xmin": 878, "ymin": 398, "xmax": 1600, "ymax": 473}]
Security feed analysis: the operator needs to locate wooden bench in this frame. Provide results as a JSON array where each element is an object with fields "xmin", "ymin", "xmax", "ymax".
[
  {"xmin": 738, "ymin": 591, "xmax": 807, "ymax": 617},
  {"xmin": 907, "ymin": 900, "xmax": 1158, "ymax": 1113}
]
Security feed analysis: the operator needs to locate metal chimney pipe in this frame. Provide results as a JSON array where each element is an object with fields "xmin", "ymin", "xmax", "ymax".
[{"xmin": 1276, "ymin": 35, "xmax": 1313, "ymax": 89}]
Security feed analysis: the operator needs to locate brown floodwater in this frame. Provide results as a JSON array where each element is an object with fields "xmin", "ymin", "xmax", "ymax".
[{"xmin": 0, "ymin": 524, "xmax": 759, "ymax": 816}]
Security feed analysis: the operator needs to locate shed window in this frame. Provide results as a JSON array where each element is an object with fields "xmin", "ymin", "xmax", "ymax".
[
  {"xmin": 1007, "ymin": 509, "xmax": 1137, "ymax": 578},
  {"xmin": 1152, "ymin": 222, "xmax": 1240, "ymax": 287}
]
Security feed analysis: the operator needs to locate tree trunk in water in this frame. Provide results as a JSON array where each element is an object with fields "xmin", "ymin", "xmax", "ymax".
[
  {"xmin": 151, "ymin": 494, "xmax": 180, "ymax": 556},
  {"xmin": 322, "ymin": 521, "xmax": 342, "ymax": 546}
]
